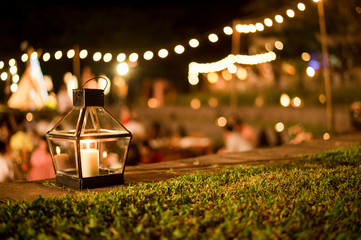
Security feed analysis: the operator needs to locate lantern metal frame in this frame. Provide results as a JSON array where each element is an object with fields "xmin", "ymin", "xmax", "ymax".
[{"xmin": 46, "ymin": 77, "xmax": 132, "ymax": 189}]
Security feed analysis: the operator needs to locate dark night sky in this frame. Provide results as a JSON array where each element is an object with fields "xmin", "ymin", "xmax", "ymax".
[{"xmin": 0, "ymin": 0, "xmax": 295, "ymax": 91}]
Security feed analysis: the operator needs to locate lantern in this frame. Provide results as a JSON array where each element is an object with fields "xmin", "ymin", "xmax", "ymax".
[{"xmin": 46, "ymin": 77, "xmax": 132, "ymax": 189}]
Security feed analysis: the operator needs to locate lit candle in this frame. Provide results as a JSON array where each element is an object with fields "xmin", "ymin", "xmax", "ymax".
[
  {"xmin": 54, "ymin": 146, "xmax": 70, "ymax": 170},
  {"xmin": 80, "ymin": 141, "xmax": 99, "ymax": 177}
]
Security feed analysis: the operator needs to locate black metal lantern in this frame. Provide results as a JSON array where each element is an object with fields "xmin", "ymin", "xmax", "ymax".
[{"xmin": 46, "ymin": 77, "xmax": 132, "ymax": 189}]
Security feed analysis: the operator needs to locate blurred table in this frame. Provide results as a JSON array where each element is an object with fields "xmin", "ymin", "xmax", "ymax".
[{"xmin": 149, "ymin": 136, "xmax": 212, "ymax": 161}]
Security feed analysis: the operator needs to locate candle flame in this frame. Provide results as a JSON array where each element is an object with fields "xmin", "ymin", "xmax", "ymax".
[{"xmin": 56, "ymin": 146, "xmax": 61, "ymax": 155}]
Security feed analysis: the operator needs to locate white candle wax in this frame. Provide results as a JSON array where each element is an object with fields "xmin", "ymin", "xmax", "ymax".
[{"xmin": 80, "ymin": 148, "xmax": 99, "ymax": 177}]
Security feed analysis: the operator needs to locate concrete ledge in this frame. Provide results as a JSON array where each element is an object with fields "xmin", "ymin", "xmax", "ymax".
[{"xmin": 1, "ymin": 133, "xmax": 360, "ymax": 203}]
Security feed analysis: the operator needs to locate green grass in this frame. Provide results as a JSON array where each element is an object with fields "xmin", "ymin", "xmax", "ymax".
[{"xmin": 1, "ymin": 146, "xmax": 361, "ymax": 239}]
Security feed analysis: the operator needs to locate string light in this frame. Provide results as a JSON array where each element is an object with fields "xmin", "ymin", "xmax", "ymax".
[
  {"xmin": 21, "ymin": 53, "xmax": 28, "ymax": 62},
  {"xmin": 286, "ymin": 9, "xmax": 295, "ymax": 18},
  {"xmin": 116, "ymin": 53, "xmax": 126, "ymax": 62},
  {"xmin": 31, "ymin": 52, "xmax": 38, "ymax": 60},
  {"xmin": 103, "ymin": 53, "xmax": 112, "ymax": 62},
  {"xmin": 79, "ymin": 49, "xmax": 88, "ymax": 59},
  {"xmin": 54, "ymin": 51, "xmax": 62, "ymax": 60},
  {"xmin": 174, "ymin": 45, "xmax": 185, "ymax": 54},
  {"xmin": 223, "ymin": 26, "xmax": 233, "ymax": 35},
  {"xmin": 143, "ymin": 51, "xmax": 154, "ymax": 60},
  {"xmin": 0, "ymin": 1, "xmax": 307, "ymax": 71},
  {"xmin": 1, "ymin": 72, "xmax": 8, "ymax": 81},
  {"xmin": 189, "ymin": 38, "xmax": 199, "ymax": 48},
  {"xmin": 298, "ymin": 3, "xmax": 306, "ymax": 11},
  {"xmin": 43, "ymin": 53, "xmax": 51, "ymax": 62},
  {"xmin": 208, "ymin": 33, "xmax": 218, "ymax": 43},
  {"xmin": 188, "ymin": 51, "xmax": 277, "ymax": 85},
  {"xmin": 275, "ymin": 15, "xmax": 284, "ymax": 23},
  {"xmin": 67, "ymin": 49, "xmax": 75, "ymax": 59},
  {"xmin": 158, "ymin": 49, "xmax": 168, "ymax": 58},
  {"xmin": 93, "ymin": 52, "xmax": 102, "ymax": 61},
  {"xmin": 129, "ymin": 53, "xmax": 138, "ymax": 62},
  {"xmin": 9, "ymin": 59, "xmax": 16, "ymax": 66},
  {"xmin": 264, "ymin": 18, "xmax": 273, "ymax": 27}
]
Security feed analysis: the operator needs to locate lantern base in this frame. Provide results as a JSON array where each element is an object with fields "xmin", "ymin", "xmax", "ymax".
[{"xmin": 56, "ymin": 173, "xmax": 124, "ymax": 189}]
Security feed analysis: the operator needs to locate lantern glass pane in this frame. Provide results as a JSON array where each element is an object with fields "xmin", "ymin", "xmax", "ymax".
[
  {"xmin": 47, "ymin": 138, "xmax": 79, "ymax": 177},
  {"xmin": 50, "ymin": 107, "xmax": 82, "ymax": 136},
  {"xmin": 81, "ymin": 107, "xmax": 129, "ymax": 136},
  {"xmin": 79, "ymin": 137, "xmax": 131, "ymax": 177}
]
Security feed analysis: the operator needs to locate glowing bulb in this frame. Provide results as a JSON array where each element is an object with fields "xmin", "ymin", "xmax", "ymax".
[
  {"xmin": 54, "ymin": 51, "xmax": 62, "ymax": 60},
  {"xmin": 117, "ymin": 53, "xmax": 126, "ymax": 62},
  {"xmin": 9, "ymin": 59, "xmax": 16, "ymax": 66},
  {"xmin": 227, "ymin": 64, "xmax": 237, "ymax": 74},
  {"xmin": 208, "ymin": 33, "xmax": 218, "ymax": 43},
  {"xmin": 249, "ymin": 24, "xmax": 256, "ymax": 33},
  {"xmin": 148, "ymin": 98, "xmax": 159, "ymax": 108},
  {"xmin": 0, "ymin": 61, "xmax": 4, "ymax": 69},
  {"xmin": 10, "ymin": 66, "xmax": 17, "ymax": 75},
  {"xmin": 43, "ymin": 52, "xmax": 51, "ymax": 62},
  {"xmin": 275, "ymin": 15, "xmax": 284, "ymax": 23},
  {"xmin": 10, "ymin": 83, "xmax": 18, "ymax": 92},
  {"xmin": 43, "ymin": 53, "xmax": 50, "ymax": 62},
  {"xmin": 103, "ymin": 53, "xmax": 112, "ymax": 62},
  {"xmin": 286, "ymin": 9, "xmax": 295, "ymax": 18},
  {"xmin": 1, "ymin": 72, "xmax": 8, "ymax": 81},
  {"xmin": 117, "ymin": 62, "xmax": 129, "ymax": 75},
  {"xmin": 158, "ymin": 49, "xmax": 168, "ymax": 58},
  {"xmin": 298, "ymin": 3, "xmax": 306, "ymax": 11},
  {"xmin": 189, "ymin": 38, "xmax": 199, "ymax": 48},
  {"xmin": 301, "ymin": 52, "xmax": 311, "ymax": 61},
  {"xmin": 264, "ymin": 18, "xmax": 273, "ymax": 27},
  {"xmin": 80, "ymin": 49, "xmax": 88, "ymax": 59},
  {"xmin": 255, "ymin": 22, "xmax": 264, "ymax": 31},
  {"xmin": 174, "ymin": 45, "xmax": 185, "ymax": 54},
  {"xmin": 67, "ymin": 49, "xmax": 75, "ymax": 58},
  {"xmin": 143, "ymin": 51, "xmax": 153, "ymax": 60},
  {"xmin": 223, "ymin": 26, "xmax": 233, "ymax": 35},
  {"xmin": 306, "ymin": 66, "xmax": 315, "ymax": 77},
  {"xmin": 275, "ymin": 41, "xmax": 284, "ymax": 50},
  {"xmin": 129, "ymin": 53, "xmax": 138, "ymax": 62},
  {"xmin": 12, "ymin": 74, "xmax": 19, "ymax": 83},
  {"xmin": 31, "ymin": 52, "xmax": 38, "ymax": 60},
  {"xmin": 323, "ymin": 132, "xmax": 330, "ymax": 140},
  {"xmin": 21, "ymin": 53, "xmax": 28, "ymax": 62},
  {"xmin": 275, "ymin": 122, "xmax": 285, "ymax": 132},
  {"xmin": 280, "ymin": 93, "xmax": 291, "ymax": 107},
  {"xmin": 291, "ymin": 97, "xmax": 302, "ymax": 107},
  {"xmin": 216, "ymin": 116, "xmax": 227, "ymax": 127},
  {"xmin": 93, "ymin": 52, "xmax": 102, "ymax": 61}
]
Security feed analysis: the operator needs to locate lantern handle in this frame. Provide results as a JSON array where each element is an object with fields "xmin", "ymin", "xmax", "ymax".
[{"xmin": 80, "ymin": 76, "xmax": 108, "ymax": 91}]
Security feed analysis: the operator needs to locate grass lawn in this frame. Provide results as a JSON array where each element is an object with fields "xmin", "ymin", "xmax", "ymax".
[{"xmin": 1, "ymin": 146, "xmax": 361, "ymax": 239}]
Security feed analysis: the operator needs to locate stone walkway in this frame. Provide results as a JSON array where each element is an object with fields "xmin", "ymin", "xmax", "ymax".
[{"xmin": 1, "ymin": 132, "xmax": 360, "ymax": 203}]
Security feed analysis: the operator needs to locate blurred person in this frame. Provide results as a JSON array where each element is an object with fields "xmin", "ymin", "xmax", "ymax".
[
  {"xmin": 139, "ymin": 140, "xmax": 163, "ymax": 164},
  {"xmin": 27, "ymin": 136, "xmax": 55, "ymax": 181},
  {"xmin": 0, "ymin": 115, "xmax": 14, "ymax": 148},
  {"xmin": 219, "ymin": 124, "xmax": 253, "ymax": 153},
  {"xmin": 9, "ymin": 117, "xmax": 34, "ymax": 173},
  {"xmin": 120, "ymin": 106, "xmax": 146, "ymax": 140},
  {"xmin": 57, "ymin": 83, "xmax": 72, "ymax": 113},
  {"xmin": 0, "ymin": 140, "xmax": 15, "ymax": 182},
  {"xmin": 228, "ymin": 115, "xmax": 257, "ymax": 147}
]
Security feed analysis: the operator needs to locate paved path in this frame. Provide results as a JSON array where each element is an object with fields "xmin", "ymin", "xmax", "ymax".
[{"xmin": 1, "ymin": 133, "xmax": 360, "ymax": 203}]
